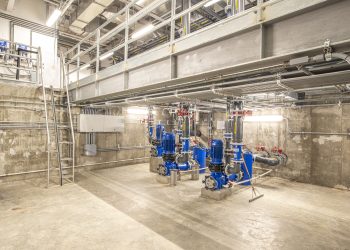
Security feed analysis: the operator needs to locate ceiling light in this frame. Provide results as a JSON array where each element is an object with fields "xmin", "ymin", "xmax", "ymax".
[
  {"xmin": 46, "ymin": 9, "xmax": 62, "ymax": 27},
  {"xmin": 80, "ymin": 64, "xmax": 90, "ymax": 70},
  {"xmin": 127, "ymin": 107, "xmax": 148, "ymax": 115},
  {"xmin": 204, "ymin": 0, "xmax": 222, "ymax": 7},
  {"xmin": 131, "ymin": 24, "xmax": 155, "ymax": 39},
  {"xmin": 127, "ymin": 107, "xmax": 156, "ymax": 115},
  {"xmin": 244, "ymin": 115, "xmax": 284, "ymax": 122},
  {"xmin": 100, "ymin": 52, "xmax": 113, "ymax": 61},
  {"xmin": 135, "ymin": 0, "xmax": 145, "ymax": 5}
]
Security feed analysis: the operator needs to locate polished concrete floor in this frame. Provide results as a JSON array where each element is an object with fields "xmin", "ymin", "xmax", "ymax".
[{"xmin": 0, "ymin": 163, "xmax": 350, "ymax": 250}]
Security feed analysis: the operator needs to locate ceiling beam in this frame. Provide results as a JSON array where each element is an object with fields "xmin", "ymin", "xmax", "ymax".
[{"xmin": 6, "ymin": 0, "xmax": 16, "ymax": 11}]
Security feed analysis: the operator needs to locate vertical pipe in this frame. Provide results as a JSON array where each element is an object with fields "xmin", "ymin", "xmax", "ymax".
[
  {"xmin": 181, "ymin": 0, "xmax": 191, "ymax": 36},
  {"xmin": 232, "ymin": 100, "xmax": 243, "ymax": 175},
  {"xmin": 16, "ymin": 48, "xmax": 20, "ymax": 80},
  {"xmin": 148, "ymin": 106, "xmax": 154, "ymax": 144},
  {"xmin": 226, "ymin": 0, "xmax": 233, "ymax": 17},
  {"xmin": 182, "ymin": 104, "xmax": 190, "ymax": 162},
  {"xmin": 170, "ymin": 0, "xmax": 176, "ymax": 43},
  {"xmin": 77, "ymin": 44, "xmax": 80, "ymax": 83},
  {"xmin": 170, "ymin": 169, "xmax": 177, "ymax": 186},
  {"xmin": 124, "ymin": 7, "xmax": 130, "ymax": 61},
  {"xmin": 208, "ymin": 111, "xmax": 213, "ymax": 146},
  {"xmin": 96, "ymin": 29, "xmax": 100, "ymax": 73},
  {"xmin": 224, "ymin": 97, "xmax": 233, "ymax": 167}
]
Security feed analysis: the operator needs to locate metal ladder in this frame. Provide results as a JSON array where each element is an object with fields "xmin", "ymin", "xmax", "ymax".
[
  {"xmin": 60, "ymin": 52, "xmax": 76, "ymax": 185},
  {"xmin": 40, "ymin": 49, "xmax": 75, "ymax": 187},
  {"xmin": 50, "ymin": 87, "xmax": 75, "ymax": 186}
]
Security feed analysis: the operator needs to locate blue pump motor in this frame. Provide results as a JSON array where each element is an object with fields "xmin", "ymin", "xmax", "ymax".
[
  {"xmin": 204, "ymin": 139, "xmax": 227, "ymax": 190},
  {"xmin": 162, "ymin": 132, "xmax": 176, "ymax": 155},
  {"xmin": 210, "ymin": 139, "xmax": 224, "ymax": 165},
  {"xmin": 158, "ymin": 132, "xmax": 177, "ymax": 176}
]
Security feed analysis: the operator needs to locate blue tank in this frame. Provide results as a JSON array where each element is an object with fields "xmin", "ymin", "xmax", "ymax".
[
  {"xmin": 162, "ymin": 132, "xmax": 176, "ymax": 155},
  {"xmin": 193, "ymin": 146, "xmax": 207, "ymax": 174},
  {"xmin": 241, "ymin": 151, "xmax": 254, "ymax": 186},
  {"xmin": 210, "ymin": 139, "xmax": 223, "ymax": 165},
  {"xmin": 156, "ymin": 124, "xmax": 164, "ymax": 141}
]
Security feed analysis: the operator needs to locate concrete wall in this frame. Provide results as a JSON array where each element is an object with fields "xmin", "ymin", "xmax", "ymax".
[
  {"xmin": 198, "ymin": 105, "xmax": 350, "ymax": 189},
  {"xmin": 1, "ymin": 81, "xmax": 349, "ymax": 189},
  {"xmin": 0, "ymin": 82, "xmax": 150, "ymax": 183}
]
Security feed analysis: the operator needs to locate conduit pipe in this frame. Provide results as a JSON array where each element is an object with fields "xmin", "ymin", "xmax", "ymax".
[
  {"xmin": 97, "ymin": 145, "xmax": 151, "ymax": 152},
  {"xmin": 229, "ymin": 168, "xmax": 273, "ymax": 187},
  {"xmin": 285, "ymin": 118, "xmax": 350, "ymax": 136},
  {"xmin": 0, "ymin": 157, "xmax": 150, "ymax": 178}
]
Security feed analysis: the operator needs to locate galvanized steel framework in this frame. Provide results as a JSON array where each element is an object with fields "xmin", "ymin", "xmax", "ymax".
[{"xmin": 63, "ymin": 0, "xmax": 350, "ymax": 105}]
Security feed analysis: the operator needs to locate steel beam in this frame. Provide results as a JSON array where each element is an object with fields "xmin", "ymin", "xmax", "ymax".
[{"xmin": 68, "ymin": 0, "xmax": 350, "ymax": 104}]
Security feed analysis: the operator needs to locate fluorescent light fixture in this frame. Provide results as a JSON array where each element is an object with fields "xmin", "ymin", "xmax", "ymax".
[
  {"xmin": 131, "ymin": 24, "xmax": 155, "ymax": 39},
  {"xmin": 46, "ymin": 9, "xmax": 62, "ymax": 27},
  {"xmin": 136, "ymin": 0, "xmax": 145, "ymax": 5},
  {"xmin": 80, "ymin": 64, "xmax": 90, "ymax": 70},
  {"xmin": 204, "ymin": 0, "xmax": 222, "ymax": 7},
  {"xmin": 127, "ymin": 107, "xmax": 148, "ymax": 115},
  {"xmin": 127, "ymin": 107, "xmax": 156, "ymax": 115},
  {"xmin": 244, "ymin": 115, "xmax": 284, "ymax": 122},
  {"xmin": 100, "ymin": 52, "xmax": 113, "ymax": 61}
]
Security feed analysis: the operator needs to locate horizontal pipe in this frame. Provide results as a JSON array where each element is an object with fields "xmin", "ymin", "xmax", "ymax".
[
  {"xmin": 286, "ymin": 118, "xmax": 350, "ymax": 136},
  {"xmin": 0, "ymin": 157, "xmax": 150, "ymax": 178},
  {"xmin": 97, "ymin": 145, "xmax": 151, "ymax": 152},
  {"xmin": 254, "ymin": 155, "xmax": 281, "ymax": 166},
  {"xmin": 229, "ymin": 168, "xmax": 273, "ymax": 187},
  {"xmin": 289, "ymin": 131, "xmax": 350, "ymax": 136}
]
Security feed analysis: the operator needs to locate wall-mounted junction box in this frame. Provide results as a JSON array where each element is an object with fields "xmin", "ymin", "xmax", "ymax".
[
  {"xmin": 217, "ymin": 121, "xmax": 225, "ymax": 130},
  {"xmin": 78, "ymin": 114, "xmax": 125, "ymax": 132}
]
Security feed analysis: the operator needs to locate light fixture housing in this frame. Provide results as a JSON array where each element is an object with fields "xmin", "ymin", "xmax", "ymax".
[
  {"xmin": 127, "ymin": 107, "xmax": 155, "ymax": 115},
  {"xmin": 204, "ymin": 0, "xmax": 222, "ymax": 7},
  {"xmin": 131, "ymin": 24, "xmax": 155, "ymax": 39},
  {"xmin": 80, "ymin": 64, "xmax": 90, "ymax": 70},
  {"xmin": 100, "ymin": 52, "xmax": 113, "ymax": 61},
  {"xmin": 46, "ymin": 9, "xmax": 62, "ymax": 27},
  {"xmin": 244, "ymin": 115, "xmax": 284, "ymax": 122}
]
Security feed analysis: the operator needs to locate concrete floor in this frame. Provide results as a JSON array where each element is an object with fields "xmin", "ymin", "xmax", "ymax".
[{"xmin": 1, "ymin": 163, "xmax": 350, "ymax": 250}]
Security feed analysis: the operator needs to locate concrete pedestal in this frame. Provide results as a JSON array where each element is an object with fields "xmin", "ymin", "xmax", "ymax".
[
  {"xmin": 149, "ymin": 157, "xmax": 163, "ymax": 173},
  {"xmin": 156, "ymin": 175, "xmax": 170, "ymax": 184},
  {"xmin": 200, "ymin": 188, "xmax": 233, "ymax": 200}
]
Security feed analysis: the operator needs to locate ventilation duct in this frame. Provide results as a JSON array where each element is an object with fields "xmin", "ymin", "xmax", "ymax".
[{"xmin": 69, "ymin": 0, "xmax": 114, "ymax": 34}]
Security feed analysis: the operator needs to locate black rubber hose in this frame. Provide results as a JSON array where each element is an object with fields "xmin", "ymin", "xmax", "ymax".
[{"xmin": 254, "ymin": 155, "xmax": 281, "ymax": 166}]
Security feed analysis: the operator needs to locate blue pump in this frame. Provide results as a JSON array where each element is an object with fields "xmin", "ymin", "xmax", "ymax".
[
  {"xmin": 150, "ymin": 124, "xmax": 164, "ymax": 157},
  {"xmin": 203, "ymin": 139, "xmax": 254, "ymax": 190},
  {"xmin": 158, "ymin": 132, "xmax": 178, "ymax": 176},
  {"xmin": 0, "ymin": 41, "xmax": 8, "ymax": 52}
]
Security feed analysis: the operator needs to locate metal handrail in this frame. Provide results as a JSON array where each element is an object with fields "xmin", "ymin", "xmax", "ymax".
[{"xmin": 63, "ymin": 0, "xmax": 268, "ymax": 83}]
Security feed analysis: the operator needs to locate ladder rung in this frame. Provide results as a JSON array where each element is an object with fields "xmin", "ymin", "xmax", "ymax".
[
  {"xmin": 61, "ymin": 158, "xmax": 73, "ymax": 161},
  {"xmin": 53, "ymin": 94, "xmax": 66, "ymax": 97},
  {"xmin": 57, "ymin": 125, "xmax": 70, "ymax": 129},
  {"xmin": 59, "ymin": 141, "xmax": 73, "ymax": 144}
]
